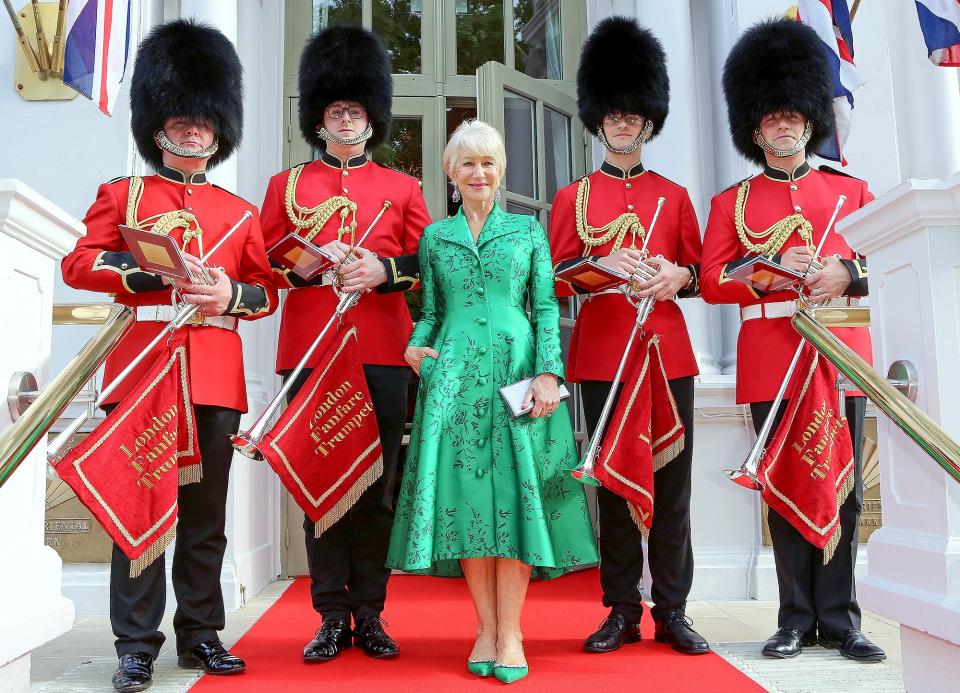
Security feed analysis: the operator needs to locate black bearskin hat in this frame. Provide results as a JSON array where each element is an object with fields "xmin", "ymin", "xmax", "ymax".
[
  {"xmin": 577, "ymin": 17, "xmax": 669, "ymax": 138},
  {"xmin": 130, "ymin": 19, "xmax": 243, "ymax": 171},
  {"xmin": 298, "ymin": 26, "xmax": 393, "ymax": 149},
  {"xmin": 722, "ymin": 18, "xmax": 834, "ymax": 165}
]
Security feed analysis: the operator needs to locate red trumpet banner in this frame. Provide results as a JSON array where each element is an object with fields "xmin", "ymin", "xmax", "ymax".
[
  {"xmin": 260, "ymin": 324, "xmax": 383, "ymax": 537},
  {"xmin": 759, "ymin": 344, "xmax": 856, "ymax": 563},
  {"xmin": 54, "ymin": 339, "xmax": 200, "ymax": 576},
  {"xmin": 594, "ymin": 335, "xmax": 685, "ymax": 536}
]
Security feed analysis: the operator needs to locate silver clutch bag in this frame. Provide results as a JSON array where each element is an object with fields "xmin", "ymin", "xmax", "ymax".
[{"xmin": 498, "ymin": 377, "xmax": 570, "ymax": 419}]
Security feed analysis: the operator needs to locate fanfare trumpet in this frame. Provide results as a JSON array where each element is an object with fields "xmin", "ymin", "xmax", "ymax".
[
  {"xmin": 230, "ymin": 201, "xmax": 392, "ymax": 460},
  {"xmin": 726, "ymin": 194, "xmax": 847, "ymax": 490},
  {"xmin": 570, "ymin": 197, "xmax": 666, "ymax": 486},
  {"xmin": 45, "ymin": 210, "xmax": 253, "ymax": 462}
]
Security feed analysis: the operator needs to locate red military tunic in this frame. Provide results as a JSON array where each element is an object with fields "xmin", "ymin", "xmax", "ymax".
[
  {"xmin": 260, "ymin": 151, "xmax": 431, "ymax": 371},
  {"xmin": 550, "ymin": 161, "xmax": 703, "ymax": 382},
  {"xmin": 61, "ymin": 166, "xmax": 278, "ymax": 412},
  {"xmin": 701, "ymin": 162, "xmax": 872, "ymax": 404}
]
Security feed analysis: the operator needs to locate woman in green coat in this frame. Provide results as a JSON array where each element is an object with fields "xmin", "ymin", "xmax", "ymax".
[{"xmin": 386, "ymin": 120, "xmax": 598, "ymax": 683}]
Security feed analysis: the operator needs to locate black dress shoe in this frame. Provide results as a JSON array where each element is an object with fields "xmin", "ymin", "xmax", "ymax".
[
  {"xmin": 304, "ymin": 618, "xmax": 353, "ymax": 662},
  {"xmin": 177, "ymin": 639, "xmax": 246, "ymax": 674},
  {"xmin": 762, "ymin": 627, "xmax": 816, "ymax": 659},
  {"xmin": 654, "ymin": 611, "xmax": 711, "ymax": 655},
  {"xmin": 583, "ymin": 612, "xmax": 642, "ymax": 653},
  {"xmin": 112, "ymin": 652, "xmax": 154, "ymax": 692},
  {"xmin": 354, "ymin": 616, "xmax": 400, "ymax": 659},
  {"xmin": 818, "ymin": 629, "xmax": 887, "ymax": 662}
]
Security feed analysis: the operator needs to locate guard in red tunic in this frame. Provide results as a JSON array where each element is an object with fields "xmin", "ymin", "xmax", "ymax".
[
  {"xmin": 701, "ymin": 19, "xmax": 883, "ymax": 663},
  {"xmin": 549, "ymin": 18, "xmax": 708, "ymax": 656},
  {"xmin": 259, "ymin": 26, "xmax": 430, "ymax": 662},
  {"xmin": 61, "ymin": 20, "xmax": 277, "ymax": 692}
]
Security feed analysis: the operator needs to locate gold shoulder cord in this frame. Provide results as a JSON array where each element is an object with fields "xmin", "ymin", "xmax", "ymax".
[
  {"xmin": 125, "ymin": 176, "xmax": 204, "ymax": 255},
  {"xmin": 734, "ymin": 180, "xmax": 813, "ymax": 256},
  {"xmin": 284, "ymin": 164, "xmax": 359, "ymax": 247},
  {"xmin": 575, "ymin": 177, "xmax": 645, "ymax": 253}
]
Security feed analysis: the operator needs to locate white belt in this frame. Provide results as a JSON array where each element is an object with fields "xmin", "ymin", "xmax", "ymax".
[
  {"xmin": 740, "ymin": 297, "xmax": 858, "ymax": 322},
  {"xmin": 136, "ymin": 305, "xmax": 238, "ymax": 330}
]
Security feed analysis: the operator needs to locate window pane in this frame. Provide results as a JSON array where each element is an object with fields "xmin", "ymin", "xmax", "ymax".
[
  {"xmin": 513, "ymin": 0, "xmax": 562, "ymax": 80},
  {"xmin": 503, "ymin": 91, "xmax": 537, "ymax": 199},
  {"xmin": 505, "ymin": 202, "xmax": 537, "ymax": 216},
  {"xmin": 445, "ymin": 101, "xmax": 478, "ymax": 216},
  {"xmin": 543, "ymin": 106, "xmax": 571, "ymax": 200},
  {"xmin": 373, "ymin": 0, "xmax": 422, "ymax": 74},
  {"xmin": 456, "ymin": 0, "xmax": 505, "ymax": 75},
  {"xmin": 312, "ymin": 0, "xmax": 361, "ymax": 30},
  {"xmin": 372, "ymin": 117, "xmax": 423, "ymax": 181}
]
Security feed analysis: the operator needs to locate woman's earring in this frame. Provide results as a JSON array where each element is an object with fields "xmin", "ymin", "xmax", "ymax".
[
  {"xmin": 495, "ymin": 188, "xmax": 502, "ymax": 203},
  {"xmin": 451, "ymin": 186, "xmax": 461, "ymax": 203}
]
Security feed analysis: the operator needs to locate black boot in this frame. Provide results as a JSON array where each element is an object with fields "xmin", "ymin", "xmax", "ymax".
[
  {"xmin": 654, "ymin": 611, "xmax": 711, "ymax": 655},
  {"xmin": 762, "ymin": 627, "xmax": 817, "ymax": 659},
  {"xmin": 112, "ymin": 652, "xmax": 154, "ymax": 692},
  {"xmin": 177, "ymin": 639, "xmax": 246, "ymax": 674},
  {"xmin": 818, "ymin": 629, "xmax": 887, "ymax": 662},
  {"xmin": 354, "ymin": 616, "xmax": 400, "ymax": 659},
  {"xmin": 303, "ymin": 617, "xmax": 352, "ymax": 662},
  {"xmin": 583, "ymin": 612, "xmax": 642, "ymax": 653}
]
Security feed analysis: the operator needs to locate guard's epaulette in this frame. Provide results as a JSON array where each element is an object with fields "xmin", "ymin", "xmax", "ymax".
[
  {"xmin": 719, "ymin": 176, "xmax": 750, "ymax": 194},
  {"xmin": 106, "ymin": 175, "xmax": 131, "ymax": 185},
  {"xmin": 647, "ymin": 170, "xmax": 685, "ymax": 189},
  {"xmin": 375, "ymin": 161, "xmax": 420, "ymax": 184},
  {"xmin": 211, "ymin": 183, "xmax": 252, "ymax": 204},
  {"xmin": 818, "ymin": 165, "xmax": 863, "ymax": 181}
]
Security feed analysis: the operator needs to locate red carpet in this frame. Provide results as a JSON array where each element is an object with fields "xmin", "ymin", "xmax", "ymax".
[{"xmin": 193, "ymin": 569, "xmax": 763, "ymax": 692}]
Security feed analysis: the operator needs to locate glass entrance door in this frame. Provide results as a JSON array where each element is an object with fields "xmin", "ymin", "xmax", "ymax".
[{"xmin": 476, "ymin": 61, "xmax": 588, "ymax": 445}]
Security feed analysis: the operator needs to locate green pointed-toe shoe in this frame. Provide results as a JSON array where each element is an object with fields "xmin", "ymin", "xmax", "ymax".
[
  {"xmin": 467, "ymin": 659, "xmax": 495, "ymax": 677},
  {"xmin": 493, "ymin": 663, "xmax": 529, "ymax": 684}
]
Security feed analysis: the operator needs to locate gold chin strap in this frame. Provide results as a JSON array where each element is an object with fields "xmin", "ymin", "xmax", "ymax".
[
  {"xmin": 734, "ymin": 180, "xmax": 813, "ymax": 256},
  {"xmin": 575, "ymin": 177, "xmax": 645, "ymax": 252},
  {"xmin": 284, "ymin": 164, "xmax": 358, "ymax": 246},
  {"xmin": 126, "ymin": 176, "xmax": 203, "ymax": 255}
]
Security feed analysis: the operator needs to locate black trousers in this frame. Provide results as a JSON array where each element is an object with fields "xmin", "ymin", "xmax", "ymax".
[
  {"xmin": 108, "ymin": 404, "xmax": 241, "ymax": 658},
  {"xmin": 750, "ymin": 396, "xmax": 866, "ymax": 635},
  {"xmin": 581, "ymin": 376, "xmax": 695, "ymax": 623},
  {"xmin": 285, "ymin": 364, "xmax": 411, "ymax": 623}
]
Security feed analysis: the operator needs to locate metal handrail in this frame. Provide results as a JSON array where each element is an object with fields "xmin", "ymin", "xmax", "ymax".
[
  {"xmin": 0, "ymin": 304, "xmax": 133, "ymax": 489},
  {"xmin": 793, "ymin": 309, "xmax": 960, "ymax": 485}
]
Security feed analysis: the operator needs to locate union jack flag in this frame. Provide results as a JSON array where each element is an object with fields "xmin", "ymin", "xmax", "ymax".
[
  {"xmin": 795, "ymin": 0, "xmax": 864, "ymax": 165},
  {"xmin": 62, "ymin": 0, "xmax": 133, "ymax": 116},
  {"xmin": 915, "ymin": 0, "xmax": 960, "ymax": 66}
]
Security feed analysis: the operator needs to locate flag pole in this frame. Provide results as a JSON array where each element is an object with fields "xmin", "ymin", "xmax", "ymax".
[
  {"xmin": 3, "ymin": 0, "xmax": 42, "ymax": 73},
  {"xmin": 51, "ymin": 0, "xmax": 68, "ymax": 75},
  {"xmin": 850, "ymin": 0, "xmax": 862, "ymax": 23},
  {"xmin": 30, "ymin": 0, "xmax": 51, "ymax": 71}
]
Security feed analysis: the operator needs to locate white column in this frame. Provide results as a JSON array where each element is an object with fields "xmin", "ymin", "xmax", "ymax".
[
  {"xmin": 0, "ymin": 181, "xmax": 79, "ymax": 690},
  {"xmin": 635, "ymin": 0, "xmax": 720, "ymax": 375},
  {"xmin": 839, "ymin": 173, "xmax": 960, "ymax": 692},
  {"xmin": 885, "ymin": 0, "xmax": 960, "ymax": 181}
]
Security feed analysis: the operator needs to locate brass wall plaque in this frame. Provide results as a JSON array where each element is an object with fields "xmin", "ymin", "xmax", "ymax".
[{"xmin": 45, "ymin": 477, "xmax": 112, "ymax": 562}]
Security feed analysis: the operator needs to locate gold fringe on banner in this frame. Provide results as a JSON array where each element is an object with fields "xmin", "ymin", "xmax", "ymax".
[
  {"xmin": 178, "ymin": 464, "xmax": 202, "ymax": 486},
  {"xmin": 314, "ymin": 457, "xmax": 385, "ymax": 538},
  {"xmin": 822, "ymin": 470, "xmax": 857, "ymax": 564},
  {"xmin": 129, "ymin": 523, "xmax": 177, "ymax": 578},
  {"xmin": 627, "ymin": 503, "xmax": 651, "ymax": 541},
  {"xmin": 652, "ymin": 437, "xmax": 685, "ymax": 473}
]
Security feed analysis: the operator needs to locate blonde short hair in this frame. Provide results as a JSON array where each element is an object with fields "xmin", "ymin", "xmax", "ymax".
[{"xmin": 443, "ymin": 119, "xmax": 507, "ymax": 180}]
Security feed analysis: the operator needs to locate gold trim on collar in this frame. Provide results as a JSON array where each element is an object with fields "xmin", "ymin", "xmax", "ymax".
[
  {"xmin": 319, "ymin": 150, "xmax": 369, "ymax": 170},
  {"xmin": 157, "ymin": 165, "xmax": 208, "ymax": 185},
  {"xmin": 599, "ymin": 160, "xmax": 646, "ymax": 180},
  {"xmin": 762, "ymin": 161, "xmax": 810, "ymax": 182}
]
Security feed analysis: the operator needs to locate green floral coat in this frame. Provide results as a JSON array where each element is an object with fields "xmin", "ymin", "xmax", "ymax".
[{"xmin": 386, "ymin": 204, "xmax": 598, "ymax": 578}]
